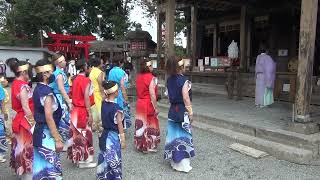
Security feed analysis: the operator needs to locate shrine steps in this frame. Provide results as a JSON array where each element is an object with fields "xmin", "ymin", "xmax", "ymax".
[{"xmin": 158, "ymin": 103, "xmax": 320, "ymax": 165}]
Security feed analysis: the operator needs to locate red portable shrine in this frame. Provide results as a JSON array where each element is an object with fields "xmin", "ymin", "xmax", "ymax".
[{"xmin": 45, "ymin": 33, "xmax": 96, "ymax": 60}]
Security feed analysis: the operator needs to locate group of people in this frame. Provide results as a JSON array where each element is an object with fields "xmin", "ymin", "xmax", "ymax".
[{"xmin": 0, "ymin": 53, "xmax": 195, "ymax": 179}]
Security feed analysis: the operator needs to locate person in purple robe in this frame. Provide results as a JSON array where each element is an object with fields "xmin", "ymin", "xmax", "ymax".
[{"xmin": 255, "ymin": 45, "xmax": 276, "ymax": 108}]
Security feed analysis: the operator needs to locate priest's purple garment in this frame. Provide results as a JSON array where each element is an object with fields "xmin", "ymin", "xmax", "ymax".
[{"xmin": 255, "ymin": 53, "xmax": 276, "ymax": 106}]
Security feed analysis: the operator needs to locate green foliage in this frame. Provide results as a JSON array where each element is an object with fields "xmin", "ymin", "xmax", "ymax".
[
  {"xmin": 0, "ymin": 30, "xmax": 40, "ymax": 46},
  {"xmin": 0, "ymin": 0, "xmax": 10, "ymax": 30},
  {"xmin": 138, "ymin": 0, "xmax": 187, "ymax": 37},
  {"xmin": 174, "ymin": 45, "xmax": 187, "ymax": 58},
  {"xmin": 175, "ymin": 11, "xmax": 187, "ymax": 37},
  {"xmin": 1, "ymin": 0, "xmax": 133, "ymax": 46},
  {"xmin": 136, "ymin": 0, "xmax": 157, "ymax": 20},
  {"xmin": 7, "ymin": 0, "xmax": 57, "ymax": 36}
]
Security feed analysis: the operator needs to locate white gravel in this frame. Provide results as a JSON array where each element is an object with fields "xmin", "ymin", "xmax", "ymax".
[{"xmin": 1, "ymin": 116, "xmax": 320, "ymax": 180}]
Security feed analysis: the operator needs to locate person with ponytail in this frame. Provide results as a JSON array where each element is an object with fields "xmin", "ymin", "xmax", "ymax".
[
  {"xmin": 67, "ymin": 59, "xmax": 96, "ymax": 168},
  {"xmin": 97, "ymin": 80, "xmax": 126, "ymax": 180},
  {"xmin": 6, "ymin": 58, "xmax": 34, "ymax": 179},
  {"xmin": 164, "ymin": 56, "xmax": 195, "ymax": 173},
  {"xmin": 49, "ymin": 53, "xmax": 72, "ymax": 151},
  {"xmin": 32, "ymin": 59, "xmax": 64, "ymax": 179},
  {"xmin": 134, "ymin": 58, "xmax": 160, "ymax": 153}
]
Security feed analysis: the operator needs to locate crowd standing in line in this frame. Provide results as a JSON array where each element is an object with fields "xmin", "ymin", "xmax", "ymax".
[{"xmin": 0, "ymin": 53, "xmax": 195, "ymax": 179}]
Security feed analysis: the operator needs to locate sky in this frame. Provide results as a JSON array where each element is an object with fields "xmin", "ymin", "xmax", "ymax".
[
  {"xmin": 129, "ymin": 4, "xmax": 186, "ymax": 48},
  {"xmin": 129, "ymin": 4, "xmax": 157, "ymax": 41}
]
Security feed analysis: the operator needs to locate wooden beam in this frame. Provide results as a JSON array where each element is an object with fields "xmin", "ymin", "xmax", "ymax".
[
  {"xmin": 158, "ymin": 0, "xmax": 247, "ymax": 12},
  {"xmin": 240, "ymin": 5, "xmax": 247, "ymax": 70},
  {"xmin": 157, "ymin": 7, "xmax": 162, "ymax": 63},
  {"xmin": 165, "ymin": 0, "xmax": 176, "ymax": 58},
  {"xmin": 295, "ymin": 0, "xmax": 319, "ymax": 123},
  {"xmin": 184, "ymin": 8, "xmax": 191, "ymax": 56},
  {"xmin": 191, "ymin": 5, "xmax": 198, "ymax": 66},
  {"xmin": 158, "ymin": 2, "xmax": 189, "ymax": 13},
  {"xmin": 216, "ymin": 0, "xmax": 247, "ymax": 7},
  {"xmin": 158, "ymin": 3, "xmax": 166, "ymax": 13},
  {"xmin": 213, "ymin": 23, "xmax": 219, "ymax": 56},
  {"xmin": 246, "ymin": 19, "xmax": 251, "ymax": 68},
  {"xmin": 198, "ymin": 14, "xmax": 240, "ymax": 25},
  {"xmin": 176, "ymin": 3, "xmax": 190, "ymax": 10}
]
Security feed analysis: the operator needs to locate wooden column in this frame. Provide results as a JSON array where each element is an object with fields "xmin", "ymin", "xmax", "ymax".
[
  {"xmin": 246, "ymin": 19, "xmax": 251, "ymax": 70},
  {"xmin": 110, "ymin": 51, "xmax": 114, "ymax": 61},
  {"xmin": 213, "ymin": 24, "xmax": 218, "ymax": 56},
  {"xmin": 165, "ymin": 0, "xmax": 175, "ymax": 58},
  {"xmin": 185, "ymin": 9, "xmax": 191, "ymax": 56},
  {"xmin": 291, "ymin": 0, "xmax": 319, "ymax": 134},
  {"xmin": 191, "ymin": 5, "xmax": 198, "ymax": 67},
  {"xmin": 240, "ymin": 5, "xmax": 247, "ymax": 71},
  {"xmin": 157, "ymin": 7, "xmax": 162, "ymax": 64},
  {"xmin": 186, "ymin": 27, "xmax": 191, "ymax": 56}
]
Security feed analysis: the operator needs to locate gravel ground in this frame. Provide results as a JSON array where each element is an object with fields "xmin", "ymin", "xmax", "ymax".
[{"xmin": 1, "ymin": 116, "xmax": 320, "ymax": 180}]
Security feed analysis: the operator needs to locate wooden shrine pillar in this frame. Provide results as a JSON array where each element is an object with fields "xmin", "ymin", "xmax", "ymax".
[
  {"xmin": 185, "ymin": 8, "xmax": 191, "ymax": 56},
  {"xmin": 110, "ymin": 51, "xmax": 114, "ymax": 58},
  {"xmin": 240, "ymin": 5, "xmax": 248, "ymax": 71},
  {"xmin": 186, "ymin": 26, "xmax": 191, "ymax": 56},
  {"xmin": 246, "ymin": 17, "xmax": 252, "ymax": 69},
  {"xmin": 157, "ymin": 7, "xmax": 162, "ymax": 64},
  {"xmin": 213, "ymin": 23, "xmax": 219, "ymax": 56},
  {"xmin": 165, "ymin": 0, "xmax": 175, "ymax": 58},
  {"xmin": 290, "ymin": 0, "xmax": 319, "ymax": 134},
  {"xmin": 191, "ymin": 5, "xmax": 198, "ymax": 67}
]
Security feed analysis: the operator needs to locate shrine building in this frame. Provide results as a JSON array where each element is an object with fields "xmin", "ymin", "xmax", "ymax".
[{"xmin": 156, "ymin": 0, "xmax": 320, "ymax": 135}]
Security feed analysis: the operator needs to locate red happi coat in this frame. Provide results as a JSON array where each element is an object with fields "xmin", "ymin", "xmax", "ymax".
[
  {"xmin": 11, "ymin": 79, "xmax": 34, "ymax": 133},
  {"xmin": 134, "ymin": 72, "xmax": 160, "ymax": 151},
  {"xmin": 71, "ymin": 74, "xmax": 92, "ymax": 128},
  {"xmin": 136, "ymin": 72, "xmax": 158, "ymax": 115}
]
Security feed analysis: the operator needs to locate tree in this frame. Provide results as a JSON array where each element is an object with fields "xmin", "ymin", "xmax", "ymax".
[
  {"xmin": 6, "ymin": 0, "xmax": 58, "ymax": 36},
  {"xmin": 175, "ymin": 45, "xmax": 187, "ymax": 58},
  {"xmin": 137, "ymin": 0, "xmax": 187, "ymax": 35},
  {"xmin": 0, "ymin": 0, "xmax": 10, "ymax": 31},
  {"xmin": 82, "ymin": 0, "xmax": 133, "ymax": 39},
  {"xmin": 136, "ymin": 0, "xmax": 157, "ymax": 19},
  {"xmin": 138, "ymin": 0, "xmax": 187, "ymax": 54},
  {"xmin": 1, "ymin": 0, "xmax": 133, "ymax": 46}
]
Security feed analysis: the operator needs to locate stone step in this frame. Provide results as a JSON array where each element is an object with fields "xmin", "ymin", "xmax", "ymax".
[
  {"xmin": 158, "ymin": 103, "xmax": 320, "ymax": 160},
  {"xmin": 158, "ymin": 112, "xmax": 315, "ymax": 164}
]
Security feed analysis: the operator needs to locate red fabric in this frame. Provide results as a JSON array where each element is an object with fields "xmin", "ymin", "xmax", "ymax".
[
  {"xmin": 134, "ymin": 113, "xmax": 160, "ymax": 152},
  {"xmin": 135, "ymin": 73, "xmax": 160, "ymax": 152},
  {"xmin": 10, "ymin": 127, "xmax": 33, "ymax": 175},
  {"xmin": 67, "ymin": 114, "xmax": 94, "ymax": 163},
  {"xmin": 136, "ymin": 73, "xmax": 158, "ymax": 115},
  {"xmin": 90, "ymin": 94, "xmax": 95, "ymax": 106},
  {"xmin": 72, "ymin": 74, "xmax": 91, "ymax": 107},
  {"xmin": 71, "ymin": 106, "xmax": 88, "ymax": 129},
  {"xmin": 68, "ymin": 89, "xmax": 72, "ymax": 99},
  {"xmin": 11, "ymin": 79, "xmax": 34, "ymax": 133}
]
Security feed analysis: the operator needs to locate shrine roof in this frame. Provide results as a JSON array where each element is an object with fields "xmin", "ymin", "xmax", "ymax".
[
  {"xmin": 0, "ymin": 46, "xmax": 50, "ymax": 52},
  {"xmin": 159, "ymin": 0, "xmax": 299, "ymax": 13},
  {"xmin": 89, "ymin": 40, "xmax": 130, "ymax": 53},
  {"xmin": 127, "ymin": 30, "xmax": 152, "ymax": 40}
]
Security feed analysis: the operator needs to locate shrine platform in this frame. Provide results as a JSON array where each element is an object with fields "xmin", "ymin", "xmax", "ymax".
[{"xmin": 155, "ymin": 91, "xmax": 320, "ymax": 165}]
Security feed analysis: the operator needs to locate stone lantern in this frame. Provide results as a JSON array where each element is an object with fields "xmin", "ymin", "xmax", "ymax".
[{"xmin": 127, "ymin": 23, "xmax": 156, "ymax": 77}]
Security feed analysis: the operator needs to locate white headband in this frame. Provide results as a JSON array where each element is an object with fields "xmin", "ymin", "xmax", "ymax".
[
  {"xmin": 104, "ymin": 84, "xmax": 118, "ymax": 95},
  {"xmin": 146, "ymin": 61, "xmax": 152, "ymax": 67},
  {"xmin": 178, "ymin": 60, "xmax": 184, "ymax": 67}
]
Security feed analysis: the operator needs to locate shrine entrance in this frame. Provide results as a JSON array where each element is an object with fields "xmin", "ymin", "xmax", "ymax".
[{"xmin": 45, "ymin": 33, "xmax": 96, "ymax": 60}]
